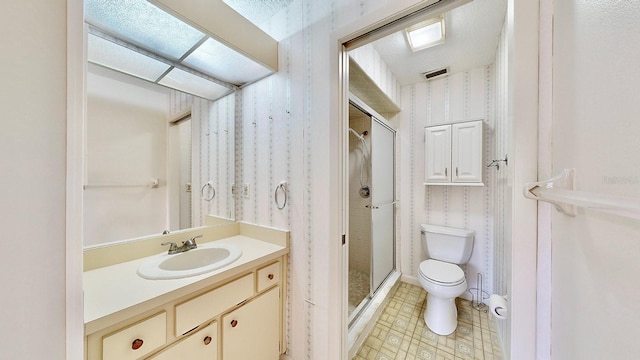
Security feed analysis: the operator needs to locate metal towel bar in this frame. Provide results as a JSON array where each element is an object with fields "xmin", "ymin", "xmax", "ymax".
[{"xmin": 83, "ymin": 178, "xmax": 159, "ymax": 189}]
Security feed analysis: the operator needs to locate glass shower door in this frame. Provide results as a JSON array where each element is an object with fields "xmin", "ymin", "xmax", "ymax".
[{"xmin": 370, "ymin": 118, "xmax": 395, "ymax": 293}]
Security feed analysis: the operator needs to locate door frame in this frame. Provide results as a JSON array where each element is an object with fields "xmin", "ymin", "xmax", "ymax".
[{"xmin": 331, "ymin": 0, "xmax": 540, "ymax": 358}]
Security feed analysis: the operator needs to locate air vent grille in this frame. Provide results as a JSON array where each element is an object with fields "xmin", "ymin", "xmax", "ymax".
[{"xmin": 422, "ymin": 67, "xmax": 448, "ymax": 80}]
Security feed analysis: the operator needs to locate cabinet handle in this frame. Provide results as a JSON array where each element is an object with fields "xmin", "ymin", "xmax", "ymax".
[
  {"xmin": 131, "ymin": 338, "xmax": 144, "ymax": 350},
  {"xmin": 230, "ymin": 319, "xmax": 238, "ymax": 328},
  {"xmin": 203, "ymin": 336, "xmax": 212, "ymax": 345},
  {"xmin": 445, "ymin": 168, "xmax": 448, "ymax": 177},
  {"xmin": 267, "ymin": 273, "xmax": 274, "ymax": 280}
]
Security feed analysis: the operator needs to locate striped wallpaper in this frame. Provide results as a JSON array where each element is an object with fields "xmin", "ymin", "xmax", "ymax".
[{"xmin": 398, "ymin": 64, "xmax": 499, "ymax": 298}]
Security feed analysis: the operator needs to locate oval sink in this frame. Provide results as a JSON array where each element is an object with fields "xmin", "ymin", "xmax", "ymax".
[{"xmin": 137, "ymin": 242, "xmax": 242, "ymax": 280}]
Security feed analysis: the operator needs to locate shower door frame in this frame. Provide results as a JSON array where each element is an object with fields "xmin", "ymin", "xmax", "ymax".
[
  {"xmin": 347, "ymin": 95, "xmax": 397, "ymax": 324},
  {"xmin": 368, "ymin": 113, "xmax": 397, "ymax": 296}
]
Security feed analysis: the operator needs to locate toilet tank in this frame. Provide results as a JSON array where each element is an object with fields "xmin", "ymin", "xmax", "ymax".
[{"xmin": 421, "ymin": 224, "xmax": 474, "ymax": 264}]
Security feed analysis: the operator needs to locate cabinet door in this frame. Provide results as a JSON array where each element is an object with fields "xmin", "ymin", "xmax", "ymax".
[
  {"xmin": 222, "ymin": 286, "xmax": 280, "ymax": 360},
  {"xmin": 425, "ymin": 125, "xmax": 452, "ymax": 183},
  {"xmin": 451, "ymin": 121, "xmax": 483, "ymax": 183},
  {"xmin": 148, "ymin": 322, "xmax": 217, "ymax": 360}
]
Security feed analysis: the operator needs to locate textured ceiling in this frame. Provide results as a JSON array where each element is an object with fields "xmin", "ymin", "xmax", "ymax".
[
  {"xmin": 223, "ymin": 0, "xmax": 293, "ymax": 27},
  {"xmin": 372, "ymin": 0, "xmax": 507, "ymax": 85}
]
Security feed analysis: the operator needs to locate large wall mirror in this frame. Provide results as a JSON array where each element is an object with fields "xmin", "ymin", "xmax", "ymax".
[{"xmin": 82, "ymin": 0, "xmax": 277, "ymax": 247}]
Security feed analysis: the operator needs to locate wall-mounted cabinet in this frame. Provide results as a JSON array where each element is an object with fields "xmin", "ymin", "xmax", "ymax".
[{"xmin": 425, "ymin": 120, "xmax": 484, "ymax": 186}]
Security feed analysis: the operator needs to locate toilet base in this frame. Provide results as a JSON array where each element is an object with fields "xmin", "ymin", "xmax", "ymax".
[{"xmin": 424, "ymin": 293, "xmax": 459, "ymax": 335}]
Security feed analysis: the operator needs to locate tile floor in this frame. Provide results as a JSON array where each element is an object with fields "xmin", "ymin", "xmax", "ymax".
[{"xmin": 353, "ymin": 282, "xmax": 503, "ymax": 360}]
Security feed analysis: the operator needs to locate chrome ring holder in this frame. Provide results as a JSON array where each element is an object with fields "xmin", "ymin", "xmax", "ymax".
[
  {"xmin": 201, "ymin": 181, "xmax": 216, "ymax": 201},
  {"xmin": 274, "ymin": 181, "xmax": 288, "ymax": 210}
]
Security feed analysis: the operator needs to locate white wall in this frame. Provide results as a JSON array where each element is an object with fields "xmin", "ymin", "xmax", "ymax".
[
  {"xmin": 492, "ymin": 15, "xmax": 510, "ymax": 351},
  {"xmin": 0, "ymin": 1, "xmax": 67, "ymax": 358},
  {"xmin": 548, "ymin": 2, "xmax": 640, "ymax": 358},
  {"xmin": 349, "ymin": 43, "xmax": 402, "ymax": 106},
  {"xmin": 398, "ymin": 65, "xmax": 498, "ymax": 297},
  {"xmin": 84, "ymin": 66, "xmax": 169, "ymax": 246}
]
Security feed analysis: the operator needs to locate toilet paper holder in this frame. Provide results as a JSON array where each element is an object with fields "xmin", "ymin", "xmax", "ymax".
[{"xmin": 467, "ymin": 273, "xmax": 489, "ymax": 313}]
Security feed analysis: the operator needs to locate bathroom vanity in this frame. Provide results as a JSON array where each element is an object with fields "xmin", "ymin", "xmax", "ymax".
[{"xmin": 83, "ymin": 222, "xmax": 289, "ymax": 360}]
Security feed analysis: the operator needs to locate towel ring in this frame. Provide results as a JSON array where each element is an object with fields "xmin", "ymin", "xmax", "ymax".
[
  {"xmin": 201, "ymin": 181, "xmax": 216, "ymax": 201},
  {"xmin": 274, "ymin": 181, "xmax": 288, "ymax": 210}
]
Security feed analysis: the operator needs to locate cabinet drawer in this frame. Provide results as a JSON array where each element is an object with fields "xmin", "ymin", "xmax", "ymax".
[
  {"xmin": 257, "ymin": 261, "xmax": 280, "ymax": 292},
  {"xmin": 175, "ymin": 273, "xmax": 254, "ymax": 336},
  {"xmin": 102, "ymin": 311, "xmax": 166, "ymax": 360},
  {"xmin": 148, "ymin": 321, "xmax": 217, "ymax": 360}
]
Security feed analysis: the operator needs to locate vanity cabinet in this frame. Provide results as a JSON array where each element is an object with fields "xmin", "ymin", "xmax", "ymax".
[
  {"xmin": 425, "ymin": 120, "xmax": 483, "ymax": 185},
  {"xmin": 85, "ymin": 259, "xmax": 285, "ymax": 360}
]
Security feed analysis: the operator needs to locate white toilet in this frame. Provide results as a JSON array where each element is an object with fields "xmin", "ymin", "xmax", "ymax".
[{"xmin": 418, "ymin": 224, "xmax": 474, "ymax": 335}]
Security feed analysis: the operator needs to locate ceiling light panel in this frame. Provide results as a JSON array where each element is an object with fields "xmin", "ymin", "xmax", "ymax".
[
  {"xmin": 87, "ymin": 33, "xmax": 171, "ymax": 82},
  {"xmin": 158, "ymin": 68, "xmax": 232, "ymax": 101},
  {"xmin": 406, "ymin": 17, "xmax": 445, "ymax": 52},
  {"xmin": 85, "ymin": 0, "xmax": 205, "ymax": 60},
  {"xmin": 182, "ymin": 37, "xmax": 273, "ymax": 85}
]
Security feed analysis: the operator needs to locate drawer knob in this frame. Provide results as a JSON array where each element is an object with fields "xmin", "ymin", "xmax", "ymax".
[
  {"xmin": 230, "ymin": 319, "xmax": 238, "ymax": 328},
  {"xmin": 203, "ymin": 336, "xmax": 212, "ymax": 345},
  {"xmin": 131, "ymin": 338, "xmax": 144, "ymax": 350},
  {"xmin": 267, "ymin": 273, "xmax": 274, "ymax": 280}
]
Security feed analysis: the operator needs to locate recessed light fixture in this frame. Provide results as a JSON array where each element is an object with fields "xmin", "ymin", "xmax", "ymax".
[{"xmin": 406, "ymin": 16, "xmax": 445, "ymax": 52}]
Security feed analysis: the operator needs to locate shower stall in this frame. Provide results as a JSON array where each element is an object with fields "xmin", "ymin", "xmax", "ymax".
[{"xmin": 347, "ymin": 100, "xmax": 396, "ymax": 325}]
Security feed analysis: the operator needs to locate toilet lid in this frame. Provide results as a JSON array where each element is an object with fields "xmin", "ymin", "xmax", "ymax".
[{"xmin": 419, "ymin": 259, "xmax": 465, "ymax": 286}]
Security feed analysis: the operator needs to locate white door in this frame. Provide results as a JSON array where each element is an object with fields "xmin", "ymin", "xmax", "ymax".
[
  {"xmin": 543, "ymin": 2, "xmax": 640, "ymax": 359},
  {"xmin": 425, "ymin": 124, "xmax": 452, "ymax": 183},
  {"xmin": 177, "ymin": 118, "xmax": 192, "ymax": 229},
  {"xmin": 451, "ymin": 120, "xmax": 483, "ymax": 183},
  {"xmin": 370, "ymin": 119, "xmax": 395, "ymax": 293}
]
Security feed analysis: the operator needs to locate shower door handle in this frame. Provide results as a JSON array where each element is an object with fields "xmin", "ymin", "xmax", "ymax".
[{"xmin": 366, "ymin": 201, "xmax": 396, "ymax": 209}]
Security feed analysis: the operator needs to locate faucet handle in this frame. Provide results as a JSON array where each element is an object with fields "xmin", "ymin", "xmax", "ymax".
[
  {"xmin": 184, "ymin": 235, "xmax": 202, "ymax": 249},
  {"xmin": 161, "ymin": 241, "xmax": 178, "ymax": 253}
]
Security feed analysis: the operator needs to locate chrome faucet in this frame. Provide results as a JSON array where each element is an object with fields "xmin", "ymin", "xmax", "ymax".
[{"xmin": 161, "ymin": 235, "xmax": 202, "ymax": 255}]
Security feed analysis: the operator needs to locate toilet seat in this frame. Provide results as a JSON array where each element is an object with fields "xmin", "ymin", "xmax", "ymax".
[{"xmin": 419, "ymin": 259, "xmax": 465, "ymax": 286}]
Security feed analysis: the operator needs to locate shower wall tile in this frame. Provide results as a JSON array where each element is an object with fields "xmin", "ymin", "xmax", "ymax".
[{"xmin": 398, "ymin": 64, "xmax": 499, "ymax": 298}]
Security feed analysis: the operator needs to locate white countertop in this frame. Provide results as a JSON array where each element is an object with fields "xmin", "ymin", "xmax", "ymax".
[{"xmin": 84, "ymin": 235, "xmax": 288, "ymax": 334}]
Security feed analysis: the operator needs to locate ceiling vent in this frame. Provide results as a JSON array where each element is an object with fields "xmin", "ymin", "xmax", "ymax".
[{"xmin": 422, "ymin": 67, "xmax": 449, "ymax": 80}]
